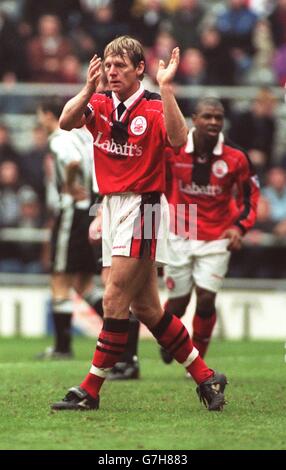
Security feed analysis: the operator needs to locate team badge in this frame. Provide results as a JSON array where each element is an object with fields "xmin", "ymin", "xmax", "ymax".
[
  {"xmin": 130, "ymin": 116, "xmax": 147, "ymax": 135},
  {"xmin": 212, "ymin": 160, "xmax": 228, "ymax": 178},
  {"xmin": 165, "ymin": 277, "xmax": 175, "ymax": 291}
]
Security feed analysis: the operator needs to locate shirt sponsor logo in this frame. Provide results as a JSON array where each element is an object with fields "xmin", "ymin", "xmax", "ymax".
[
  {"xmin": 130, "ymin": 116, "xmax": 147, "ymax": 135},
  {"xmin": 212, "ymin": 160, "xmax": 228, "ymax": 178},
  {"xmin": 179, "ymin": 180, "xmax": 223, "ymax": 196},
  {"xmin": 94, "ymin": 131, "xmax": 143, "ymax": 157}
]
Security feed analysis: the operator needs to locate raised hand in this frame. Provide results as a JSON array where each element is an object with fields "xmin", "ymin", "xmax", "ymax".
[
  {"xmin": 156, "ymin": 47, "xmax": 180, "ymax": 87},
  {"xmin": 86, "ymin": 54, "xmax": 102, "ymax": 92}
]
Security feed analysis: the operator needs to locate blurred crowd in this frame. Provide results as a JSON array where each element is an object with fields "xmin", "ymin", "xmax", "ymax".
[
  {"xmin": 1, "ymin": 0, "xmax": 286, "ymax": 89},
  {"xmin": 1, "ymin": 0, "xmax": 286, "ymax": 278}
]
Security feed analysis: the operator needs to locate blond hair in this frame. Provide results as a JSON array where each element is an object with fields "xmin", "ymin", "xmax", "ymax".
[{"xmin": 104, "ymin": 36, "xmax": 145, "ymax": 80}]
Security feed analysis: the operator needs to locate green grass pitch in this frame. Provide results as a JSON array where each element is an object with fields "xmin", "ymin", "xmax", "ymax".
[{"xmin": 0, "ymin": 337, "xmax": 285, "ymax": 450}]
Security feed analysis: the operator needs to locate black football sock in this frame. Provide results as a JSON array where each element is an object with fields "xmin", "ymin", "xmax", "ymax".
[
  {"xmin": 52, "ymin": 299, "xmax": 73, "ymax": 353},
  {"xmin": 119, "ymin": 312, "xmax": 140, "ymax": 363}
]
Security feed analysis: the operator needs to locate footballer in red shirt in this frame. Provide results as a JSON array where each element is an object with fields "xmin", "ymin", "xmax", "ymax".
[
  {"xmin": 161, "ymin": 98, "xmax": 259, "ymax": 363},
  {"xmin": 52, "ymin": 37, "xmax": 228, "ymax": 412}
]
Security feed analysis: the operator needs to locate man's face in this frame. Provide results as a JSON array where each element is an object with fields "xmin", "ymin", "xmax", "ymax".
[
  {"xmin": 192, "ymin": 105, "xmax": 224, "ymax": 140},
  {"xmin": 104, "ymin": 53, "xmax": 144, "ymax": 101}
]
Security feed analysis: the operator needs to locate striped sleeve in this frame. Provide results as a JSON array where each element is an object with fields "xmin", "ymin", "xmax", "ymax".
[{"xmin": 233, "ymin": 152, "xmax": 260, "ymax": 234}]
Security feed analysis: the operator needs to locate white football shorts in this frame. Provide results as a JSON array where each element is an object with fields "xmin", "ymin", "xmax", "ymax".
[
  {"xmin": 102, "ymin": 192, "xmax": 170, "ymax": 267},
  {"xmin": 164, "ymin": 234, "xmax": 231, "ymax": 296}
]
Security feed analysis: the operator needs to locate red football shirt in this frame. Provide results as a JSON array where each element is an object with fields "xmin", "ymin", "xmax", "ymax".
[
  {"xmin": 165, "ymin": 130, "xmax": 260, "ymax": 240},
  {"xmin": 86, "ymin": 83, "xmax": 167, "ymax": 195}
]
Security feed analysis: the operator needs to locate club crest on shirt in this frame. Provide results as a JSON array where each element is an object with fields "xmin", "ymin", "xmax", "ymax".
[
  {"xmin": 212, "ymin": 160, "xmax": 228, "ymax": 178},
  {"xmin": 165, "ymin": 277, "xmax": 175, "ymax": 291},
  {"xmin": 130, "ymin": 116, "xmax": 147, "ymax": 135}
]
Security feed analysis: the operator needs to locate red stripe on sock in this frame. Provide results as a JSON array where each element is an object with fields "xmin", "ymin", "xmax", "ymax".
[
  {"xmin": 186, "ymin": 356, "xmax": 214, "ymax": 384},
  {"xmin": 155, "ymin": 315, "xmax": 192, "ymax": 363},
  {"xmin": 81, "ymin": 327, "xmax": 128, "ymax": 399},
  {"xmin": 94, "ymin": 330, "xmax": 128, "ymax": 367},
  {"xmin": 81, "ymin": 374, "xmax": 105, "ymax": 399},
  {"xmin": 192, "ymin": 312, "xmax": 216, "ymax": 358},
  {"xmin": 153, "ymin": 313, "xmax": 213, "ymax": 384}
]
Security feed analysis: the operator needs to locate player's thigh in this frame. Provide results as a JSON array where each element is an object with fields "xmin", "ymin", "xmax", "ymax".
[{"xmin": 103, "ymin": 256, "xmax": 154, "ymax": 316}]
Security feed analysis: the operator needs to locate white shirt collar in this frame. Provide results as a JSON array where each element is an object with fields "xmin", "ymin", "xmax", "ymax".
[
  {"xmin": 112, "ymin": 82, "xmax": 144, "ymax": 110},
  {"xmin": 185, "ymin": 128, "xmax": 224, "ymax": 155}
]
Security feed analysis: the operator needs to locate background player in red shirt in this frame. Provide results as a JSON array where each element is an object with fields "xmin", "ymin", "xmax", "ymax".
[
  {"xmin": 52, "ymin": 37, "xmax": 228, "ymax": 412},
  {"xmin": 161, "ymin": 97, "xmax": 259, "ymax": 365}
]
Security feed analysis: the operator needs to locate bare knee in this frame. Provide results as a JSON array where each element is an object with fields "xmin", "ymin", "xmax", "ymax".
[
  {"xmin": 196, "ymin": 286, "xmax": 216, "ymax": 317},
  {"xmin": 131, "ymin": 302, "xmax": 162, "ymax": 329},
  {"xmin": 165, "ymin": 293, "xmax": 191, "ymax": 317},
  {"xmin": 51, "ymin": 274, "xmax": 71, "ymax": 300}
]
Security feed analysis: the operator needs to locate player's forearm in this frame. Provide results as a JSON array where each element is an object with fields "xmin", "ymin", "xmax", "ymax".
[
  {"xmin": 160, "ymin": 84, "xmax": 188, "ymax": 147},
  {"xmin": 59, "ymin": 84, "xmax": 94, "ymax": 130}
]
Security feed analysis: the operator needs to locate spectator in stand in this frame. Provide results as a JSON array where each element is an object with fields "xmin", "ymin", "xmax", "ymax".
[
  {"xmin": 169, "ymin": 0, "xmax": 206, "ymax": 51},
  {"xmin": 22, "ymin": 0, "xmax": 82, "ymax": 32},
  {"xmin": 247, "ymin": 0, "xmax": 273, "ymax": 16},
  {"xmin": 82, "ymin": 2, "xmax": 126, "ymax": 57},
  {"xmin": 59, "ymin": 54, "xmax": 82, "ymax": 83},
  {"xmin": 0, "ymin": 160, "xmax": 22, "ymax": 228},
  {"xmin": 145, "ymin": 31, "xmax": 176, "ymax": 85},
  {"xmin": 26, "ymin": 14, "xmax": 73, "ymax": 82},
  {"xmin": 21, "ymin": 125, "xmax": 49, "ymax": 203},
  {"xmin": 0, "ymin": 72, "xmax": 30, "ymax": 114},
  {"xmin": 0, "ymin": 10, "xmax": 28, "ymax": 80},
  {"xmin": 246, "ymin": 18, "xmax": 275, "ymax": 86},
  {"xmin": 269, "ymin": 0, "xmax": 286, "ymax": 86},
  {"xmin": 262, "ymin": 166, "xmax": 286, "ymax": 224},
  {"xmin": 228, "ymin": 88, "xmax": 277, "ymax": 182},
  {"xmin": 268, "ymin": 0, "xmax": 286, "ymax": 48},
  {"xmin": 176, "ymin": 48, "xmax": 207, "ymax": 116},
  {"xmin": 272, "ymin": 43, "xmax": 286, "ymax": 86},
  {"xmin": 200, "ymin": 27, "xmax": 235, "ymax": 86},
  {"xmin": 177, "ymin": 48, "xmax": 206, "ymax": 85},
  {"xmin": 0, "ymin": 124, "xmax": 21, "ymax": 165},
  {"xmin": 113, "ymin": 0, "xmax": 135, "ymax": 26},
  {"xmin": 131, "ymin": 0, "xmax": 169, "ymax": 48},
  {"xmin": 231, "ymin": 169, "xmax": 286, "ymax": 279},
  {"xmin": 0, "ymin": 162, "xmax": 43, "ymax": 273},
  {"xmin": 229, "ymin": 195, "xmax": 280, "ymax": 278},
  {"xmin": 14, "ymin": 187, "xmax": 46, "ymax": 274},
  {"xmin": 216, "ymin": 0, "xmax": 258, "ymax": 82}
]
